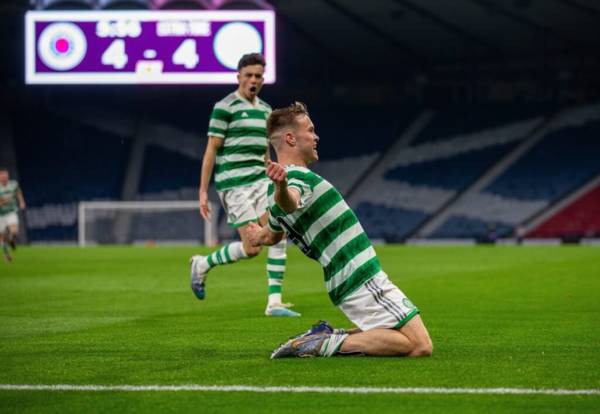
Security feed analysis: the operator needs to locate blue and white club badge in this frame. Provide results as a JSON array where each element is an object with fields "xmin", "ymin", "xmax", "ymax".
[{"xmin": 38, "ymin": 22, "xmax": 87, "ymax": 71}]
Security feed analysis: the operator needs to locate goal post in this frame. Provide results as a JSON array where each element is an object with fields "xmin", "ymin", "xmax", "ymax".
[{"xmin": 78, "ymin": 200, "xmax": 218, "ymax": 247}]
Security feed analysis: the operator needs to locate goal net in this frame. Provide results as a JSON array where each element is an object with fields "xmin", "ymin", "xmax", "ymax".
[{"xmin": 77, "ymin": 200, "xmax": 218, "ymax": 246}]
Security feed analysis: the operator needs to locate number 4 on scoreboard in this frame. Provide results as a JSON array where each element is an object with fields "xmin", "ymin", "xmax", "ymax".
[
  {"xmin": 102, "ymin": 39, "xmax": 128, "ymax": 69},
  {"xmin": 173, "ymin": 39, "xmax": 199, "ymax": 69},
  {"xmin": 101, "ymin": 39, "xmax": 128, "ymax": 69}
]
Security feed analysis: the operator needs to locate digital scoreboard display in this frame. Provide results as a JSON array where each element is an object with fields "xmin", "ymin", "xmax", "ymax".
[{"xmin": 25, "ymin": 10, "xmax": 275, "ymax": 84}]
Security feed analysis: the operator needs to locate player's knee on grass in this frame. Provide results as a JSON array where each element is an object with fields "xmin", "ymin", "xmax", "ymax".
[
  {"xmin": 397, "ymin": 315, "xmax": 433, "ymax": 357},
  {"xmin": 409, "ymin": 336, "xmax": 433, "ymax": 357},
  {"xmin": 386, "ymin": 331, "xmax": 432, "ymax": 357}
]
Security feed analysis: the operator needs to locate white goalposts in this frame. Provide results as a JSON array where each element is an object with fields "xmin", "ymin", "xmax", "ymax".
[{"xmin": 77, "ymin": 200, "xmax": 218, "ymax": 247}]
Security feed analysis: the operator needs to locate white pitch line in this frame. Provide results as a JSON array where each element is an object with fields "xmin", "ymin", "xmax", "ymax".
[{"xmin": 0, "ymin": 385, "xmax": 598, "ymax": 396}]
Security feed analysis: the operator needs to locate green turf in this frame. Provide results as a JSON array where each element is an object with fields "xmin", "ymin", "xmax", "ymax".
[{"xmin": 0, "ymin": 245, "xmax": 599, "ymax": 413}]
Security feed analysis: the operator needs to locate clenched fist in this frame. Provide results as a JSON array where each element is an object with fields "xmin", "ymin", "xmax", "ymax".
[{"xmin": 266, "ymin": 160, "xmax": 287, "ymax": 184}]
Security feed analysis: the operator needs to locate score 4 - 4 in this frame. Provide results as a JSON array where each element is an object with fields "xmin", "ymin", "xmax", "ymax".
[
  {"xmin": 101, "ymin": 38, "xmax": 199, "ymax": 70},
  {"xmin": 26, "ymin": 10, "xmax": 276, "ymax": 84}
]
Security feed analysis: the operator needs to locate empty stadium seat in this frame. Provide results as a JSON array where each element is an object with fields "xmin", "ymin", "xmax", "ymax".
[
  {"xmin": 384, "ymin": 142, "xmax": 517, "ymax": 190},
  {"xmin": 139, "ymin": 145, "xmax": 199, "ymax": 194},
  {"xmin": 431, "ymin": 216, "xmax": 513, "ymax": 240},
  {"xmin": 485, "ymin": 120, "xmax": 600, "ymax": 202},
  {"xmin": 413, "ymin": 103, "xmax": 554, "ymax": 145},
  {"xmin": 355, "ymin": 203, "xmax": 429, "ymax": 242},
  {"xmin": 13, "ymin": 111, "xmax": 131, "ymax": 241}
]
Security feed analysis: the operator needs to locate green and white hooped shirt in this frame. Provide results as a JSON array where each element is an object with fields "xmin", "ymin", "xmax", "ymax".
[
  {"xmin": 207, "ymin": 91, "xmax": 271, "ymax": 192},
  {"xmin": 267, "ymin": 166, "xmax": 382, "ymax": 305},
  {"xmin": 0, "ymin": 180, "xmax": 19, "ymax": 215}
]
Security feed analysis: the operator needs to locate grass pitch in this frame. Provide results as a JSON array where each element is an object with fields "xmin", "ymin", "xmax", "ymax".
[{"xmin": 0, "ymin": 245, "xmax": 599, "ymax": 413}]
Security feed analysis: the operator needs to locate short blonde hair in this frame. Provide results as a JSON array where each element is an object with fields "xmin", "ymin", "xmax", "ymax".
[{"xmin": 267, "ymin": 101, "xmax": 309, "ymax": 141}]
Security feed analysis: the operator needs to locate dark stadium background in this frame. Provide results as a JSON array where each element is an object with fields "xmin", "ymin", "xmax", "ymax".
[{"xmin": 1, "ymin": 0, "xmax": 599, "ymax": 245}]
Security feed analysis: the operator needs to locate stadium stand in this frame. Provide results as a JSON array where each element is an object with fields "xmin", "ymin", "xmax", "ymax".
[
  {"xmin": 432, "ymin": 215, "xmax": 514, "ymax": 240},
  {"xmin": 136, "ymin": 104, "xmax": 418, "ymax": 240},
  {"xmin": 484, "ymin": 121, "xmax": 600, "ymax": 202},
  {"xmin": 430, "ymin": 104, "xmax": 600, "ymax": 239},
  {"xmin": 130, "ymin": 210, "xmax": 205, "ymax": 243},
  {"xmin": 431, "ymin": 192, "xmax": 547, "ymax": 239},
  {"xmin": 355, "ymin": 203, "xmax": 430, "ymax": 242},
  {"xmin": 309, "ymin": 105, "xmax": 418, "ymax": 195},
  {"xmin": 528, "ymin": 181, "xmax": 600, "ymax": 239},
  {"xmin": 309, "ymin": 106, "xmax": 417, "ymax": 159},
  {"xmin": 412, "ymin": 104, "xmax": 555, "ymax": 145},
  {"xmin": 384, "ymin": 142, "xmax": 518, "ymax": 190},
  {"xmin": 11, "ymin": 100, "xmax": 599, "ymax": 243},
  {"xmin": 15, "ymin": 112, "xmax": 131, "ymax": 204},
  {"xmin": 139, "ymin": 145, "xmax": 199, "ymax": 194},
  {"xmin": 33, "ymin": 101, "xmax": 575, "ymax": 249},
  {"xmin": 351, "ymin": 107, "xmax": 545, "ymax": 241},
  {"xmin": 14, "ymin": 111, "xmax": 131, "ymax": 241}
]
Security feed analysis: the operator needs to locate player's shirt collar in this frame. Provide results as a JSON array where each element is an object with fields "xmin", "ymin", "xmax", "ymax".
[{"xmin": 235, "ymin": 90, "xmax": 258, "ymax": 106}]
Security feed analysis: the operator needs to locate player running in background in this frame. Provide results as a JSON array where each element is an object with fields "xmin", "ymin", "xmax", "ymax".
[
  {"xmin": 0, "ymin": 168, "xmax": 26, "ymax": 262},
  {"xmin": 190, "ymin": 53, "xmax": 299, "ymax": 317},
  {"xmin": 246, "ymin": 102, "xmax": 433, "ymax": 357}
]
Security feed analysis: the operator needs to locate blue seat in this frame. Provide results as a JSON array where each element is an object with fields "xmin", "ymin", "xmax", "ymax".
[
  {"xmin": 355, "ymin": 203, "xmax": 429, "ymax": 242},
  {"xmin": 432, "ymin": 216, "xmax": 513, "ymax": 239},
  {"xmin": 413, "ymin": 103, "xmax": 552, "ymax": 145},
  {"xmin": 485, "ymin": 121, "xmax": 600, "ymax": 201},
  {"xmin": 384, "ymin": 142, "xmax": 517, "ymax": 190}
]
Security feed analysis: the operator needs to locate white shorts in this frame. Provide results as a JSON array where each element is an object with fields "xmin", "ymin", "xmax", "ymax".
[
  {"xmin": 0, "ymin": 212, "xmax": 19, "ymax": 233},
  {"xmin": 218, "ymin": 179, "xmax": 269, "ymax": 228},
  {"xmin": 338, "ymin": 272, "xmax": 419, "ymax": 331}
]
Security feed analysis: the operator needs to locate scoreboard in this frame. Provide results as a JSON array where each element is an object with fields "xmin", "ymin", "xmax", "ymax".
[{"xmin": 25, "ymin": 10, "xmax": 275, "ymax": 84}]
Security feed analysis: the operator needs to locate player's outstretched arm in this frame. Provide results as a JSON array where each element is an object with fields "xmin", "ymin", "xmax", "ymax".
[
  {"xmin": 198, "ymin": 136, "xmax": 224, "ymax": 221},
  {"xmin": 17, "ymin": 189, "xmax": 26, "ymax": 210},
  {"xmin": 246, "ymin": 222, "xmax": 283, "ymax": 247},
  {"xmin": 267, "ymin": 160, "xmax": 300, "ymax": 214}
]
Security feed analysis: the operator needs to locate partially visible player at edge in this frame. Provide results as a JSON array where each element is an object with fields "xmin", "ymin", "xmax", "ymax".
[
  {"xmin": 246, "ymin": 102, "xmax": 433, "ymax": 358},
  {"xmin": 0, "ymin": 168, "xmax": 26, "ymax": 262},
  {"xmin": 190, "ymin": 53, "xmax": 299, "ymax": 317}
]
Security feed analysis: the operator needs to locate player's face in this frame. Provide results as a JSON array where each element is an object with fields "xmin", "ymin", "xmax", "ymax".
[
  {"xmin": 237, "ymin": 64, "xmax": 265, "ymax": 102},
  {"xmin": 0, "ymin": 171, "xmax": 8, "ymax": 185},
  {"xmin": 294, "ymin": 115, "xmax": 320, "ymax": 164}
]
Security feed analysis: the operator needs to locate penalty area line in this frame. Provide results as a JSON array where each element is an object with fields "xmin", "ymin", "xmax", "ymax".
[{"xmin": 0, "ymin": 385, "xmax": 598, "ymax": 396}]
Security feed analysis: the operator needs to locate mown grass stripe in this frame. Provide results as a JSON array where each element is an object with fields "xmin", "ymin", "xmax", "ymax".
[{"xmin": 0, "ymin": 385, "xmax": 598, "ymax": 396}]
